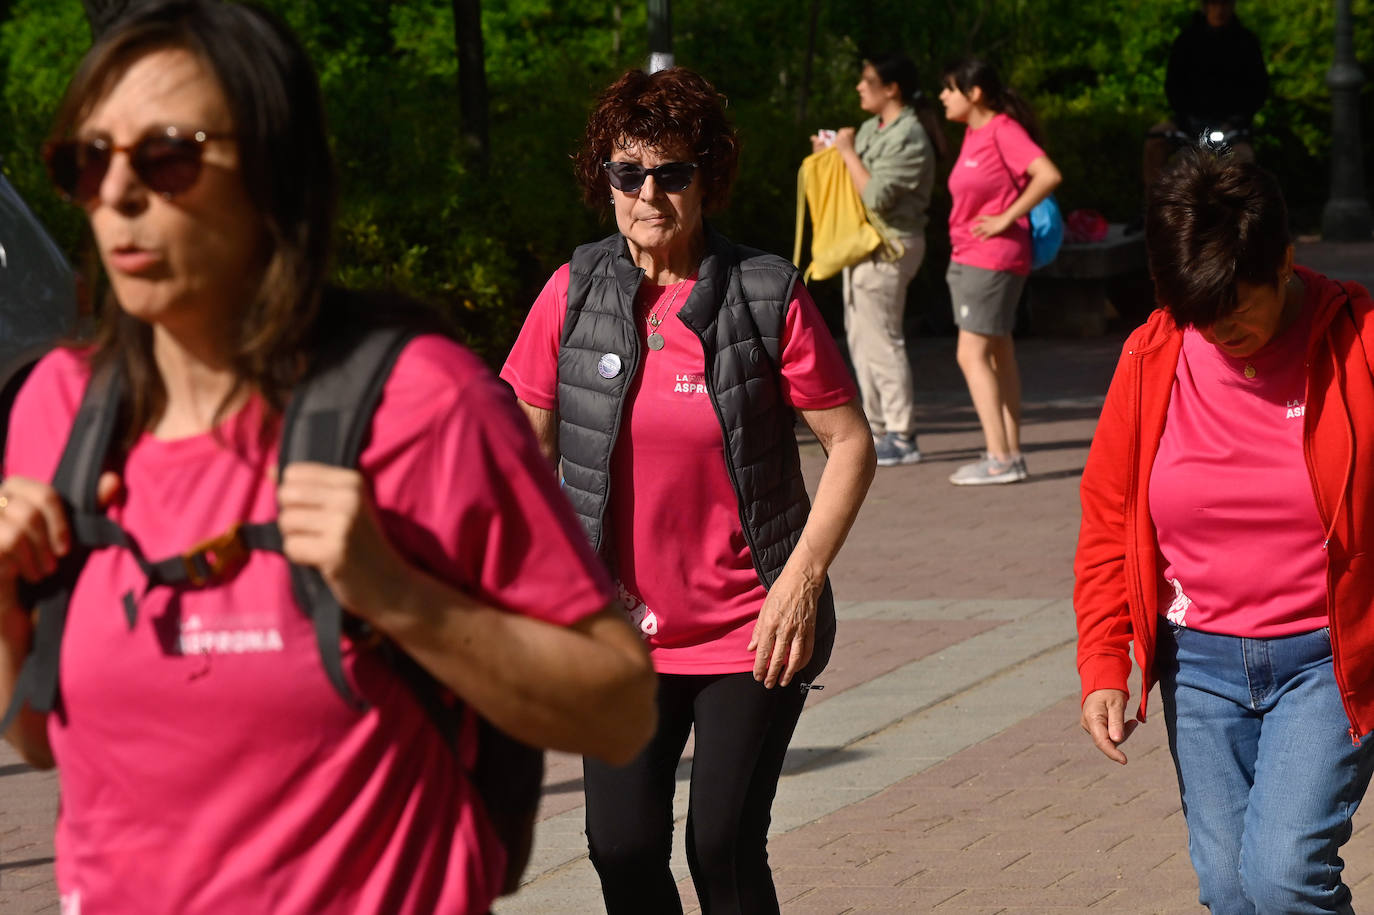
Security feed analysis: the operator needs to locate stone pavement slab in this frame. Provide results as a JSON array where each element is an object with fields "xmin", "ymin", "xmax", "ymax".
[{"xmin": 0, "ymin": 762, "xmax": 57, "ymax": 909}]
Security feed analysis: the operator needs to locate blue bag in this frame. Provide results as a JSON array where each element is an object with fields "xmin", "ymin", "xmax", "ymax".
[
  {"xmin": 989, "ymin": 127, "xmax": 1065, "ymax": 270},
  {"xmin": 1028, "ymin": 194, "xmax": 1064, "ymax": 270}
]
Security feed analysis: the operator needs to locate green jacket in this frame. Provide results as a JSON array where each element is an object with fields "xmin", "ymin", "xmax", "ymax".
[{"xmin": 855, "ymin": 107, "xmax": 934, "ymax": 239}]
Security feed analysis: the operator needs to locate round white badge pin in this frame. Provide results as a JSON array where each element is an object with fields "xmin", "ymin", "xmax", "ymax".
[{"xmin": 597, "ymin": 353, "xmax": 623, "ymax": 378}]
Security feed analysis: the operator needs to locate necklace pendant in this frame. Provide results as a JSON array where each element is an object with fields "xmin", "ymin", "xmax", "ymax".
[
  {"xmin": 647, "ymin": 332, "xmax": 665, "ymax": 351},
  {"xmin": 648, "ymin": 314, "xmax": 661, "ymax": 328},
  {"xmin": 1244, "ymin": 364, "xmax": 1257, "ymax": 379}
]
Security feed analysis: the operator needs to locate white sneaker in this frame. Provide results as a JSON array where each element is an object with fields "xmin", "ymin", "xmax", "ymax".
[{"xmin": 949, "ymin": 455, "xmax": 1022, "ymax": 485}]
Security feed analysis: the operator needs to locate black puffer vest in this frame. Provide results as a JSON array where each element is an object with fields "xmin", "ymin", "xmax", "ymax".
[{"xmin": 556, "ymin": 229, "xmax": 832, "ymax": 623}]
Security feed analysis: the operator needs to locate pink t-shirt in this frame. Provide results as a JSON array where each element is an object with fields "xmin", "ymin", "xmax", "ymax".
[
  {"xmin": 947, "ymin": 113, "xmax": 1046, "ymax": 276},
  {"xmin": 1148, "ymin": 271, "xmax": 1328, "ymax": 637},
  {"xmin": 6, "ymin": 337, "xmax": 614, "ymax": 915},
  {"xmin": 501, "ymin": 263, "xmax": 856, "ymax": 674}
]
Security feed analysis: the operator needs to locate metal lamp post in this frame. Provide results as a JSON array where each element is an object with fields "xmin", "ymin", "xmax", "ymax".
[
  {"xmin": 1322, "ymin": 0, "xmax": 1373, "ymax": 241},
  {"xmin": 647, "ymin": 0, "xmax": 672, "ymax": 73}
]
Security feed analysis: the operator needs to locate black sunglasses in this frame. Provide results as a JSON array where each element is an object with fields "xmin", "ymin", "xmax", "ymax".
[
  {"xmin": 44, "ymin": 126, "xmax": 234, "ymax": 204},
  {"xmin": 603, "ymin": 160, "xmax": 698, "ymax": 193}
]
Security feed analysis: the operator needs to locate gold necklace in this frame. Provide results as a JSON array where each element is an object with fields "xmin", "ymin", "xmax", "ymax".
[
  {"xmin": 1242, "ymin": 276, "xmax": 1301, "ymax": 380},
  {"xmin": 646, "ymin": 281, "xmax": 686, "ymax": 351}
]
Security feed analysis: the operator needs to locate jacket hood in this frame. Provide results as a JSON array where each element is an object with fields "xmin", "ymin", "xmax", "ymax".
[
  {"xmin": 1125, "ymin": 265, "xmax": 1365, "ymax": 355},
  {"xmin": 1124, "ymin": 307, "xmax": 1181, "ymax": 354},
  {"xmin": 1302, "ymin": 264, "xmax": 1367, "ymax": 338}
]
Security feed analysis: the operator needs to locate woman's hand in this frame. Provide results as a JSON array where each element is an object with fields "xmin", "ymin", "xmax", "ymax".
[
  {"xmin": 746, "ymin": 400, "xmax": 874, "ymax": 691},
  {"xmin": 972, "ymin": 155, "xmax": 1061, "ymax": 243},
  {"xmin": 277, "ymin": 462, "xmax": 409, "ymax": 622},
  {"xmin": 0, "ymin": 473, "xmax": 121, "ymax": 588},
  {"xmin": 832, "ymin": 127, "xmax": 857, "ymax": 154},
  {"xmin": 748, "ymin": 563, "xmax": 821, "ymax": 689},
  {"xmin": 278, "ymin": 463, "xmax": 656, "ymax": 763},
  {"xmin": 1081, "ymin": 688, "xmax": 1138, "ymax": 765},
  {"xmin": 0, "ymin": 471, "xmax": 119, "ymax": 769},
  {"xmin": 0, "ymin": 476, "xmax": 74, "ymax": 586},
  {"xmin": 971, "ymin": 210, "xmax": 1017, "ymax": 241}
]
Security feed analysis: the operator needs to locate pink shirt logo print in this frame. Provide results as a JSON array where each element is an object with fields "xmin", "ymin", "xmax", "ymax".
[
  {"xmin": 672, "ymin": 372, "xmax": 707, "ymax": 395},
  {"xmin": 617, "ymin": 582, "xmax": 659, "ymax": 638},
  {"xmin": 176, "ymin": 613, "xmax": 285, "ymax": 655},
  {"xmin": 1166, "ymin": 578, "xmax": 1192, "ymax": 627}
]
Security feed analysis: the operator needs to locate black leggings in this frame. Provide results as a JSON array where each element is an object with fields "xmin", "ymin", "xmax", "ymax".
[{"xmin": 583, "ymin": 650, "xmax": 828, "ymax": 915}]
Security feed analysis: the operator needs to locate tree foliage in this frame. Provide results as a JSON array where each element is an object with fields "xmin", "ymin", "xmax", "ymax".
[{"xmin": 1, "ymin": 0, "xmax": 1370, "ymax": 356}]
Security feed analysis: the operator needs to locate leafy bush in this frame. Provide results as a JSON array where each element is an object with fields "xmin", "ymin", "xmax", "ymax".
[{"xmin": 1, "ymin": 0, "xmax": 1369, "ymax": 359}]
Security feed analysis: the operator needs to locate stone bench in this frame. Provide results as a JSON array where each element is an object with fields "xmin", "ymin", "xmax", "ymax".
[{"xmin": 1027, "ymin": 224, "xmax": 1149, "ymax": 336}]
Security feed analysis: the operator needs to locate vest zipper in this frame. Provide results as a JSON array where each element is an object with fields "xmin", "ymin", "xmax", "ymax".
[
  {"xmin": 690, "ymin": 325, "xmax": 771, "ymax": 587},
  {"xmin": 593, "ymin": 279, "xmax": 643, "ymax": 556}
]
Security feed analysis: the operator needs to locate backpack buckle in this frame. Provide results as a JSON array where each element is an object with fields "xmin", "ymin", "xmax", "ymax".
[{"xmin": 184, "ymin": 523, "xmax": 248, "ymax": 586}]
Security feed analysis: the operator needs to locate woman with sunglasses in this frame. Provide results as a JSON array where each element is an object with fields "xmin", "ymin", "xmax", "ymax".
[
  {"xmin": 502, "ymin": 67, "xmax": 876, "ymax": 913},
  {"xmin": 0, "ymin": 2, "xmax": 655, "ymax": 913}
]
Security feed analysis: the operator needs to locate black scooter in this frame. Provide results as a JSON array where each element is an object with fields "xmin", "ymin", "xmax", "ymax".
[
  {"xmin": 1147, "ymin": 115, "xmax": 1253, "ymax": 155},
  {"xmin": 1125, "ymin": 116, "xmax": 1255, "ymax": 235}
]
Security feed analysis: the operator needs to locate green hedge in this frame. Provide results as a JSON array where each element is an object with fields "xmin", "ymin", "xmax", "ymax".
[{"xmin": 2, "ymin": 0, "xmax": 1369, "ymax": 358}]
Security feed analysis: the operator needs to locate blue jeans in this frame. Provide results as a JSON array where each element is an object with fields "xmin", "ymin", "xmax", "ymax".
[{"xmin": 1158, "ymin": 623, "xmax": 1374, "ymax": 914}]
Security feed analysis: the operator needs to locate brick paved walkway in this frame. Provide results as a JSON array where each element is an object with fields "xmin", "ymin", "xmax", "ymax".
[{"xmin": 3, "ymin": 242, "xmax": 1373, "ymax": 913}]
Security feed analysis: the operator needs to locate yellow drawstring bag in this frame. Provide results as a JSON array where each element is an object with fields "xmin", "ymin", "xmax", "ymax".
[{"xmin": 793, "ymin": 146, "xmax": 901, "ymax": 282}]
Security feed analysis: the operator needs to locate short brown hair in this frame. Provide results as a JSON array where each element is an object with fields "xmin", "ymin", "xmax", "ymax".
[
  {"xmin": 574, "ymin": 67, "xmax": 740, "ymax": 214},
  {"xmin": 50, "ymin": 0, "xmax": 334, "ymax": 443},
  {"xmin": 1145, "ymin": 151, "xmax": 1290, "ymax": 328}
]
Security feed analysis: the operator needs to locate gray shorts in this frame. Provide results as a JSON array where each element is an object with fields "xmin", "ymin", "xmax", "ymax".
[{"xmin": 946, "ymin": 262, "xmax": 1027, "ymax": 336}]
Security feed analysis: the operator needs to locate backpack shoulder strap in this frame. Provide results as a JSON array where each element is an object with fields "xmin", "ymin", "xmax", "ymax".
[
  {"xmin": 274, "ymin": 324, "xmax": 419, "ymax": 708},
  {"xmin": 0, "ymin": 357, "xmax": 125, "ymax": 733},
  {"xmin": 279, "ymin": 321, "xmax": 546, "ymax": 893},
  {"xmin": 0, "ymin": 344, "xmax": 58, "ymax": 466},
  {"xmin": 54, "ymin": 360, "xmax": 125, "ymax": 513},
  {"xmin": 279, "ymin": 325, "xmax": 419, "ymax": 468},
  {"xmin": 0, "ymin": 345, "xmax": 119, "ymax": 514}
]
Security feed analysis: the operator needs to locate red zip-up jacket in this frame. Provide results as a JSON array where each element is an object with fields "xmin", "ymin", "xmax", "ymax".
[{"xmin": 1074, "ymin": 267, "xmax": 1374, "ymax": 739}]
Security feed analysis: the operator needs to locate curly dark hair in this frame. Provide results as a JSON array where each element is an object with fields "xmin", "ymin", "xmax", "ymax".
[
  {"xmin": 574, "ymin": 67, "xmax": 739, "ymax": 214},
  {"xmin": 1145, "ymin": 150, "xmax": 1290, "ymax": 328}
]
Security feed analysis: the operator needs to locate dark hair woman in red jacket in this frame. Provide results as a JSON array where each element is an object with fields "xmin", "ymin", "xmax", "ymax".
[{"xmin": 1075, "ymin": 150, "xmax": 1374, "ymax": 914}]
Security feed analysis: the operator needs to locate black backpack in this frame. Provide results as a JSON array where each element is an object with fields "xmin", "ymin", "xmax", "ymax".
[{"xmin": 0, "ymin": 311, "xmax": 543, "ymax": 896}]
